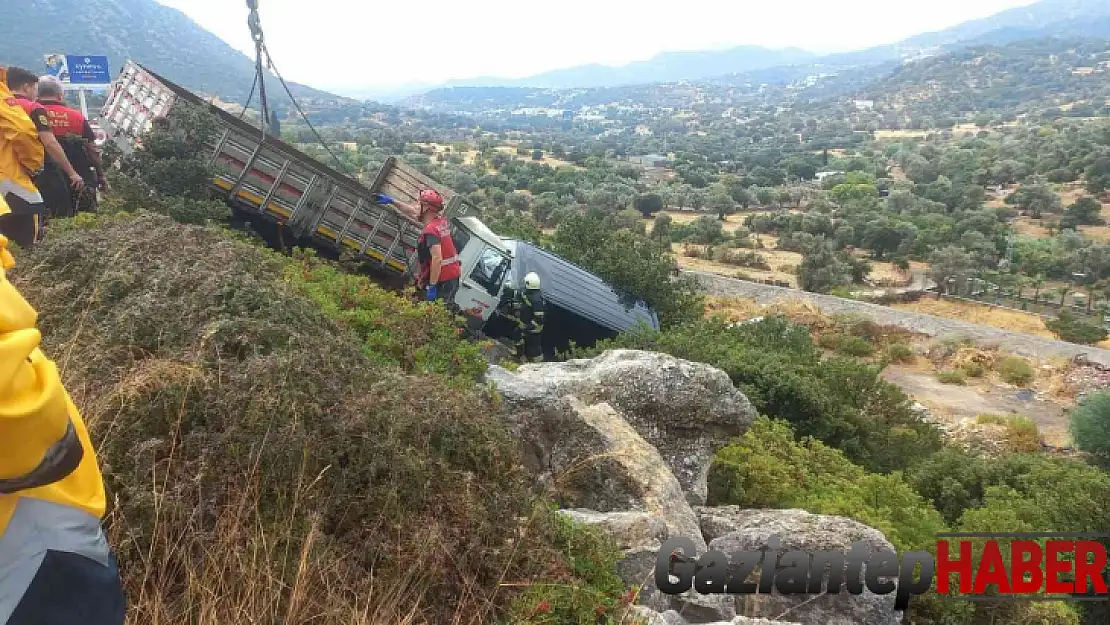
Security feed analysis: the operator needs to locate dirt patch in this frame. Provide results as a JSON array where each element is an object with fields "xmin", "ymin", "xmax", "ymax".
[
  {"xmin": 881, "ymin": 366, "xmax": 1071, "ymax": 447},
  {"xmin": 1013, "ymin": 216, "xmax": 1052, "ymax": 238},
  {"xmin": 674, "ymin": 243, "xmax": 800, "ymax": 286}
]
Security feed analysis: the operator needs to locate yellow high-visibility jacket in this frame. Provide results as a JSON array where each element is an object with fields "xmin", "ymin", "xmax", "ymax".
[
  {"xmin": 0, "ymin": 67, "xmax": 46, "ymax": 207},
  {"xmin": 0, "ymin": 223, "xmax": 106, "ymax": 536}
]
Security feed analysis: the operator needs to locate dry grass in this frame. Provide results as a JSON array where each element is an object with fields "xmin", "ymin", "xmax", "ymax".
[
  {"xmin": 1013, "ymin": 217, "xmax": 1052, "ymax": 238},
  {"xmin": 674, "ymin": 243, "xmax": 800, "ymax": 285},
  {"xmin": 894, "ymin": 297, "xmax": 1110, "ymax": 350},
  {"xmin": 493, "ymin": 145, "xmax": 578, "ymax": 169},
  {"xmin": 15, "ymin": 211, "xmax": 634, "ymax": 625}
]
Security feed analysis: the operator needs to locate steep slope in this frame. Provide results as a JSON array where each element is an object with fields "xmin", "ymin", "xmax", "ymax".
[{"xmin": 2, "ymin": 0, "xmax": 344, "ymax": 106}]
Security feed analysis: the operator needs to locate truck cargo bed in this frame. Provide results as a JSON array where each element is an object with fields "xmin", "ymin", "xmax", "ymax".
[{"xmin": 100, "ymin": 61, "xmax": 467, "ymax": 279}]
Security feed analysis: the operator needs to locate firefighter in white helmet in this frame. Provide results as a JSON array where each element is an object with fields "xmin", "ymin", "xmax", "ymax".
[{"xmin": 512, "ymin": 272, "xmax": 546, "ymax": 363}]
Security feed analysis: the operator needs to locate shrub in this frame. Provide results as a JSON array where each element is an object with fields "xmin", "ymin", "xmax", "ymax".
[
  {"xmin": 884, "ymin": 343, "xmax": 916, "ymax": 363},
  {"xmin": 997, "ymin": 356, "xmax": 1035, "ymax": 385},
  {"xmin": 1069, "ymin": 392, "xmax": 1110, "ymax": 456},
  {"xmin": 836, "ymin": 335, "xmax": 876, "ymax": 357},
  {"xmin": 817, "ymin": 332, "xmax": 844, "ymax": 350},
  {"xmin": 13, "ymin": 212, "xmax": 622, "ymax": 623},
  {"xmin": 1045, "ymin": 311, "xmax": 1109, "ymax": 345},
  {"xmin": 572, "ymin": 316, "xmax": 944, "ymax": 474},
  {"xmin": 961, "ymin": 361, "xmax": 986, "ymax": 378},
  {"xmin": 1003, "ymin": 416, "xmax": 1041, "ymax": 453},
  {"xmin": 708, "ymin": 417, "xmax": 948, "ymax": 551},
  {"xmin": 936, "ymin": 370, "xmax": 966, "ymax": 385}
]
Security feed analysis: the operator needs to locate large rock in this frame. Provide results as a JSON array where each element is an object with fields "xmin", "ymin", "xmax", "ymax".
[
  {"xmin": 529, "ymin": 398, "xmax": 706, "ymax": 545},
  {"xmin": 696, "ymin": 507, "xmax": 903, "ymax": 625},
  {"xmin": 558, "ymin": 509, "xmax": 669, "ymax": 593},
  {"xmin": 487, "ymin": 349, "xmax": 754, "ymax": 505},
  {"xmin": 624, "ymin": 606, "xmax": 800, "ymax": 625},
  {"xmin": 534, "ymin": 401, "xmax": 735, "ymax": 622}
]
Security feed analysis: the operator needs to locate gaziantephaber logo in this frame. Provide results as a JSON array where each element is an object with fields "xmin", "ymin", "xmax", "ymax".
[{"xmin": 655, "ymin": 532, "xmax": 1110, "ymax": 611}]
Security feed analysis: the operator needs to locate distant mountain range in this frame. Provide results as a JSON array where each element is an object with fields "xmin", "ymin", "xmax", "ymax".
[
  {"xmin": 414, "ymin": 0, "xmax": 1110, "ymax": 99},
  {"xmin": 4, "ymin": 0, "xmax": 1109, "ymax": 107},
  {"xmin": 443, "ymin": 46, "xmax": 819, "ymax": 91},
  {"xmin": 1, "ymin": 0, "xmax": 348, "ymax": 110}
]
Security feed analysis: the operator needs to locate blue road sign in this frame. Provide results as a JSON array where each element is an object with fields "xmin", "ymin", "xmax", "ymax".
[{"xmin": 65, "ymin": 55, "xmax": 111, "ymax": 84}]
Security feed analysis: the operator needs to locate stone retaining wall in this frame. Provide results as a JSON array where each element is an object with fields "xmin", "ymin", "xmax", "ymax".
[{"xmin": 688, "ymin": 271, "xmax": 1110, "ymax": 367}]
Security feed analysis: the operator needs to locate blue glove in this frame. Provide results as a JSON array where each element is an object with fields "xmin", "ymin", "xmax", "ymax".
[
  {"xmin": 425, "ymin": 284, "xmax": 438, "ymax": 301},
  {"xmin": 374, "ymin": 193, "xmax": 395, "ymax": 205}
]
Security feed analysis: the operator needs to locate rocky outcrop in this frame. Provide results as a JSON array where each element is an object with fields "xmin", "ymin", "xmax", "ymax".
[
  {"xmin": 486, "ymin": 349, "xmax": 754, "ymax": 505},
  {"xmin": 697, "ymin": 507, "xmax": 903, "ymax": 625},
  {"xmin": 625, "ymin": 605, "xmax": 800, "ymax": 625},
  {"xmin": 491, "ymin": 350, "xmax": 899, "ymax": 625}
]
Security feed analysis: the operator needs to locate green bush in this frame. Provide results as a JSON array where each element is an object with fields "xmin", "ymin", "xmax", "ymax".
[
  {"xmin": 817, "ymin": 332, "xmax": 843, "ymax": 350},
  {"xmin": 508, "ymin": 507, "xmax": 630, "ymax": 624},
  {"xmin": 836, "ymin": 335, "xmax": 876, "ymax": 357},
  {"xmin": 936, "ymin": 370, "xmax": 967, "ymax": 385},
  {"xmin": 883, "ymin": 343, "xmax": 916, "ymax": 363},
  {"xmin": 708, "ymin": 417, "xmax": 948, "ymax": 551},
  {"xmin": 1045, "ymin": 311, "xmax": 1109, "ymax": 345},
  {"xmin": 1069, "ymin": 392, "xmax": 1110, "ymax": 456},
  {"xmin": 1004, "ymin": 416, "xmax": 1041, "ymax": 453},
  {"xmin": 960, "ymin": 361, "xmax": 986, "ymax": 378},
  {"xmin": 572, "ymin": 316, "xmax": 944, "ymax": 474},
  {"xmin": 283, "ymin": 248, "xmax": 487, "ymax": 384},
  {"xmin": 997, "ymin": 356, "xmax": 1035, "ymax": 385}
]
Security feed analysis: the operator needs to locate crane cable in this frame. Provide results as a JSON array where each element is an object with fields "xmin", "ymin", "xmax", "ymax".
[{"xmin": 243, "ymin": 0, "xmax": 351, "ymax": 175}]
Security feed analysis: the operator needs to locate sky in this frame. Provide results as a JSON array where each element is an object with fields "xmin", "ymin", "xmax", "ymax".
[{"xmin": 156, "ymin": 0, "xmax": 1039, "ymax": 95}]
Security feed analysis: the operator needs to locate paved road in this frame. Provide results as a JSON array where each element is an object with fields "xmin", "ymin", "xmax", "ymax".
[{"xmin": 687, "ymin": 270, "xmax": 1110, "ymax": 368}]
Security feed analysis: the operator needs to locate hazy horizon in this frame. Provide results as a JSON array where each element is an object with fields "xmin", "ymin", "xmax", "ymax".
[{"xmin": 156, "ymin": 0, "xmax": 1039, "ymax": 96}]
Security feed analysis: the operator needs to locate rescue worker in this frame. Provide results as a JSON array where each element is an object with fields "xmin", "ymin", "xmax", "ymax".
[
  {"xmin": 0, "ymin": 67, "xmax": 47, "ymax": 249},
  {"xmin": 4, "ymin": 68, "xmax": 85, "ymax": 222},
  {"xmin": 0, "ymin": 222, "xmax": 126, "ymax": 623},
  {"xmin": 36, "ymin": 76, "xmax": 106, "ymax": 216},
  {"xmin": 377, "ymin": 189, "xmax": 461, "ymax": 304},
  {"xmin": 513, "ymin": 271, "xmax": 546, "ymax": 363}
]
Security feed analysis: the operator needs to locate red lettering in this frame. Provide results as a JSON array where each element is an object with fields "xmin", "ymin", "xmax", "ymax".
[
  {"xmin": 973, "ymin": 541, "xmax": 1012, "ymax": 594},
  {"xmin": 1074, "ymin": 541, "xmax": 1108, "ymax": 595},
  {"xmin": 937, "ymin": 540, "xmax": 973, "ymax": 594},
  {"xmin": 1045, "ymin": 541, "xmax": 1074, "ymax": 594},
  {"xmin": 1010, "ymin": 541, "xmax": 1043, "ymax": 593}
]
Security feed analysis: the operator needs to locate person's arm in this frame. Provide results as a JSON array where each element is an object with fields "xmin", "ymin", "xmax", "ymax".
[
  {"xmin": 39, "ymin": 131, "xmax": 84, "ymax": 190},
  {"xmin": 26, "ymin": 107, "xmax": 82, "ymax": 189},
  {"xmin": 2, "ymin": 109, "xmax": 45, "ymax": 174},
  {"xmin": 374, "ymin": 194, "xmax": 420, "ymax": 221},
  {"xmin": 429, "ymin": 243, "xmax": 443, "ymax": 285},
  {"xmin": 0, "ymin": 234, "xmax": 84, "ymax": 491},
  {"xmin": 81, "ymin": 120, "xmax": 105, "ymax": 188}
]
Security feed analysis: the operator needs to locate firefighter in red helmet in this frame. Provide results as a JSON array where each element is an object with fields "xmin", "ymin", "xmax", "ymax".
[{"xmin": 377, "ymin": 189, "xmax": 461, "ymax": 304}]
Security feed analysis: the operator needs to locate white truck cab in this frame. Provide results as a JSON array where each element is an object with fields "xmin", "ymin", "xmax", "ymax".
[{"xmin": 449, "ymin": 216, "xmax": 513, "ymax": 325}]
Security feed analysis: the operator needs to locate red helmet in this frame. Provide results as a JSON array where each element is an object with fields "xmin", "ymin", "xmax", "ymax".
[{"xmin": 419, "ymin": 189, "xmax": 445, "ymax": 211}]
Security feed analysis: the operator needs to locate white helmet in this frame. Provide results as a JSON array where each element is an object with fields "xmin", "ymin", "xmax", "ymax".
[{"xmin": 524, "ymin": 272, "xmax": 541, "ymax": 290}]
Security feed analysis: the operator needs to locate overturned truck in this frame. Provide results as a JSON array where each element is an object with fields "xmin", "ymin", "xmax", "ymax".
[{"xmin": 98, "ymin": 60, "xmax": 660, "ymax": 355}]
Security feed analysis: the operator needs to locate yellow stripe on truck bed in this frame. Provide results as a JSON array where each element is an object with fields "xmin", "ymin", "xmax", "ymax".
[
  {"xmin": 212, "ymin": 176, "xmax": 292, "ymax": 217},
  {"xmin": 315, "ymin": 225, "xmax": 407, "ymax": 272}
]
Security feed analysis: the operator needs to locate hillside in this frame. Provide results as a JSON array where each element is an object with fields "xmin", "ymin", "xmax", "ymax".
[
  {"xmin": 431, "ymin": 0, "xmax": 1110, "ymax": 92},
  {"xmin": 2, "ymin": 0, "xmax": 345, "ymax": 107},
  {"xmin": 858, "ymin": 37, "xmax": 1110, "ymax": 122}
]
